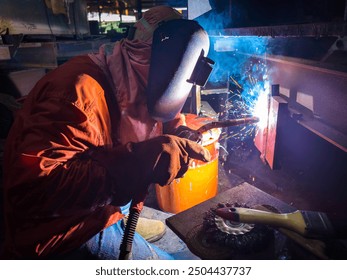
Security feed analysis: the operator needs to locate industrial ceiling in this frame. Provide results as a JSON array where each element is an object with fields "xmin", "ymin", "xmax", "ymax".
[{"xmin": 86, "ymin": 0, "xmax": 188, "ymax": 17}]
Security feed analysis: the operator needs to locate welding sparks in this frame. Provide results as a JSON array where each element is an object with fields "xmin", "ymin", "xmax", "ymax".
[
  {"xmin": 251, "ymin": 81, "xmax": 270, "ymax": 130},
  {"xmin": 225, "ymin": 71, "xmax": 269, "ymax": 131},
  {"xmin": 218, "ymin": 60, "xmax": 271, "ymax": 155},
  {"xmin": 205, "ymin": 36, "xmax": 272, "ymax": 166}
]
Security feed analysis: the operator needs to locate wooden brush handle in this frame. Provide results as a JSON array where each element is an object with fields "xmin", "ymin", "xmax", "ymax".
[{"xmin": 230, "ymin": 207, "xmax": 307, "ymax": 236}]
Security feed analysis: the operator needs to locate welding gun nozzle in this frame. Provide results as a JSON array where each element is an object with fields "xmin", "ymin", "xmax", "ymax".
[{"xmin": 252, "ymin": 116, "xmax": 260, "ymax": 123}]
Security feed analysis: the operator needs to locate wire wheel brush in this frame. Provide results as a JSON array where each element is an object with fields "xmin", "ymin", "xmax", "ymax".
[{"xmin": 202, "ymin": 202, "xmax": 274, "ymax": 254}]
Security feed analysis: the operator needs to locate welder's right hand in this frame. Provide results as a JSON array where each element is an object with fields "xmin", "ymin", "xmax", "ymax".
[{"xmin": 87, "ymin": 135, "xmax": 211, "ymax": 205}]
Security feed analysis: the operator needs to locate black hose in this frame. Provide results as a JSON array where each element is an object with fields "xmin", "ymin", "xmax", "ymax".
[{"xmin": 119, "ymin": 206, "xmax": 141, "ymax": 260}]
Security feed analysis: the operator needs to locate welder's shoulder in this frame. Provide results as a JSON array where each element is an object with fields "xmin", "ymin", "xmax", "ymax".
[{"xmin": 30, "ymin": 55, "xmax": 105, "ymax": 102}]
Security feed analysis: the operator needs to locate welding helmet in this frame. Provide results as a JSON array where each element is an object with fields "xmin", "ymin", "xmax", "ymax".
[{"xmin": 146, "ymin": 19, "xmax": 214, "ymax": 122}]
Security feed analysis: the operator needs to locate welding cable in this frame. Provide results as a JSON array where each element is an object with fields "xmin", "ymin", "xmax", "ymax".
[
  {"xmin": 119, "ymin": 198, "xmax": 146, "ymax": 260},
  {"xmin": 119, "ymin": 206, "xmax": 141, "ymax": 260}
]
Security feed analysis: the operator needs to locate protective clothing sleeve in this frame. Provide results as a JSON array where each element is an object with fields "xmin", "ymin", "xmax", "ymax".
[
  {"xmin": 3, "ymin": 56, "xmax": 125, "ymax": 258},
  {"xmin": 163, "ymin": 112, "xmax": 186, "ymax": 133}
]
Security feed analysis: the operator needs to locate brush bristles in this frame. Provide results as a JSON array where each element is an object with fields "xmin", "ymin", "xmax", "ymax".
[{"xmin": 202, "ymin": 202, "xmax": 274, "ymax": 254}]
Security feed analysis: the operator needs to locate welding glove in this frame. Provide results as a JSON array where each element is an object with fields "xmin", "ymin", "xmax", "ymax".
[
  {"xmin": 87, "ymin": 135, "xmax": 211, "ymax": 205},
  {"xmin": 163, "ymin": 114, "xmax": 201, "ymax": 142},
  {"xmin": 170, "ymin": 125, "xmax": 202, "ymax": 143}
]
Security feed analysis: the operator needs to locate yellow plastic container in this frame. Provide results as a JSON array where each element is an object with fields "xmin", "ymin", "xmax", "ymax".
[{"xmin": 156, "ymin": 114, "xmax": 221, "ymax": 213}]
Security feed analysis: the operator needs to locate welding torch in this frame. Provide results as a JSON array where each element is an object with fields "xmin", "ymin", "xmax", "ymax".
[
  {"xmin": 174, "ymin": 116, "xmax": 260, "ymax": 143},
  {"xmin": 197, "ymin": 116, "xmax": 260, "ymax": 134}
]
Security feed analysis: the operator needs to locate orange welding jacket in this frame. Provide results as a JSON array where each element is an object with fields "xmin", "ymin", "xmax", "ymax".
[{"xmin": 2, "ymin": 6, "xmax": 184, "ymax": 259}]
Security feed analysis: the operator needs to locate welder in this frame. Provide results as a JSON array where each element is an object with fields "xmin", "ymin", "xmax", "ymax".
[{"xmin": 2, "ymin": 6, "xmax": 212, "ymax": 259}]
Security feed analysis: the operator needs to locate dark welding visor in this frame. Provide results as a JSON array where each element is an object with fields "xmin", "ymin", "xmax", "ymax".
[{"xmin": 146, "ymin": 19, "xmax": 214, "ymax": 122}]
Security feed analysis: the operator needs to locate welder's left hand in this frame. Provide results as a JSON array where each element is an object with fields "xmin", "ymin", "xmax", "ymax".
[{"xmin": 163, "ymin": 113, "xmax": 201, "ymax": 142}]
